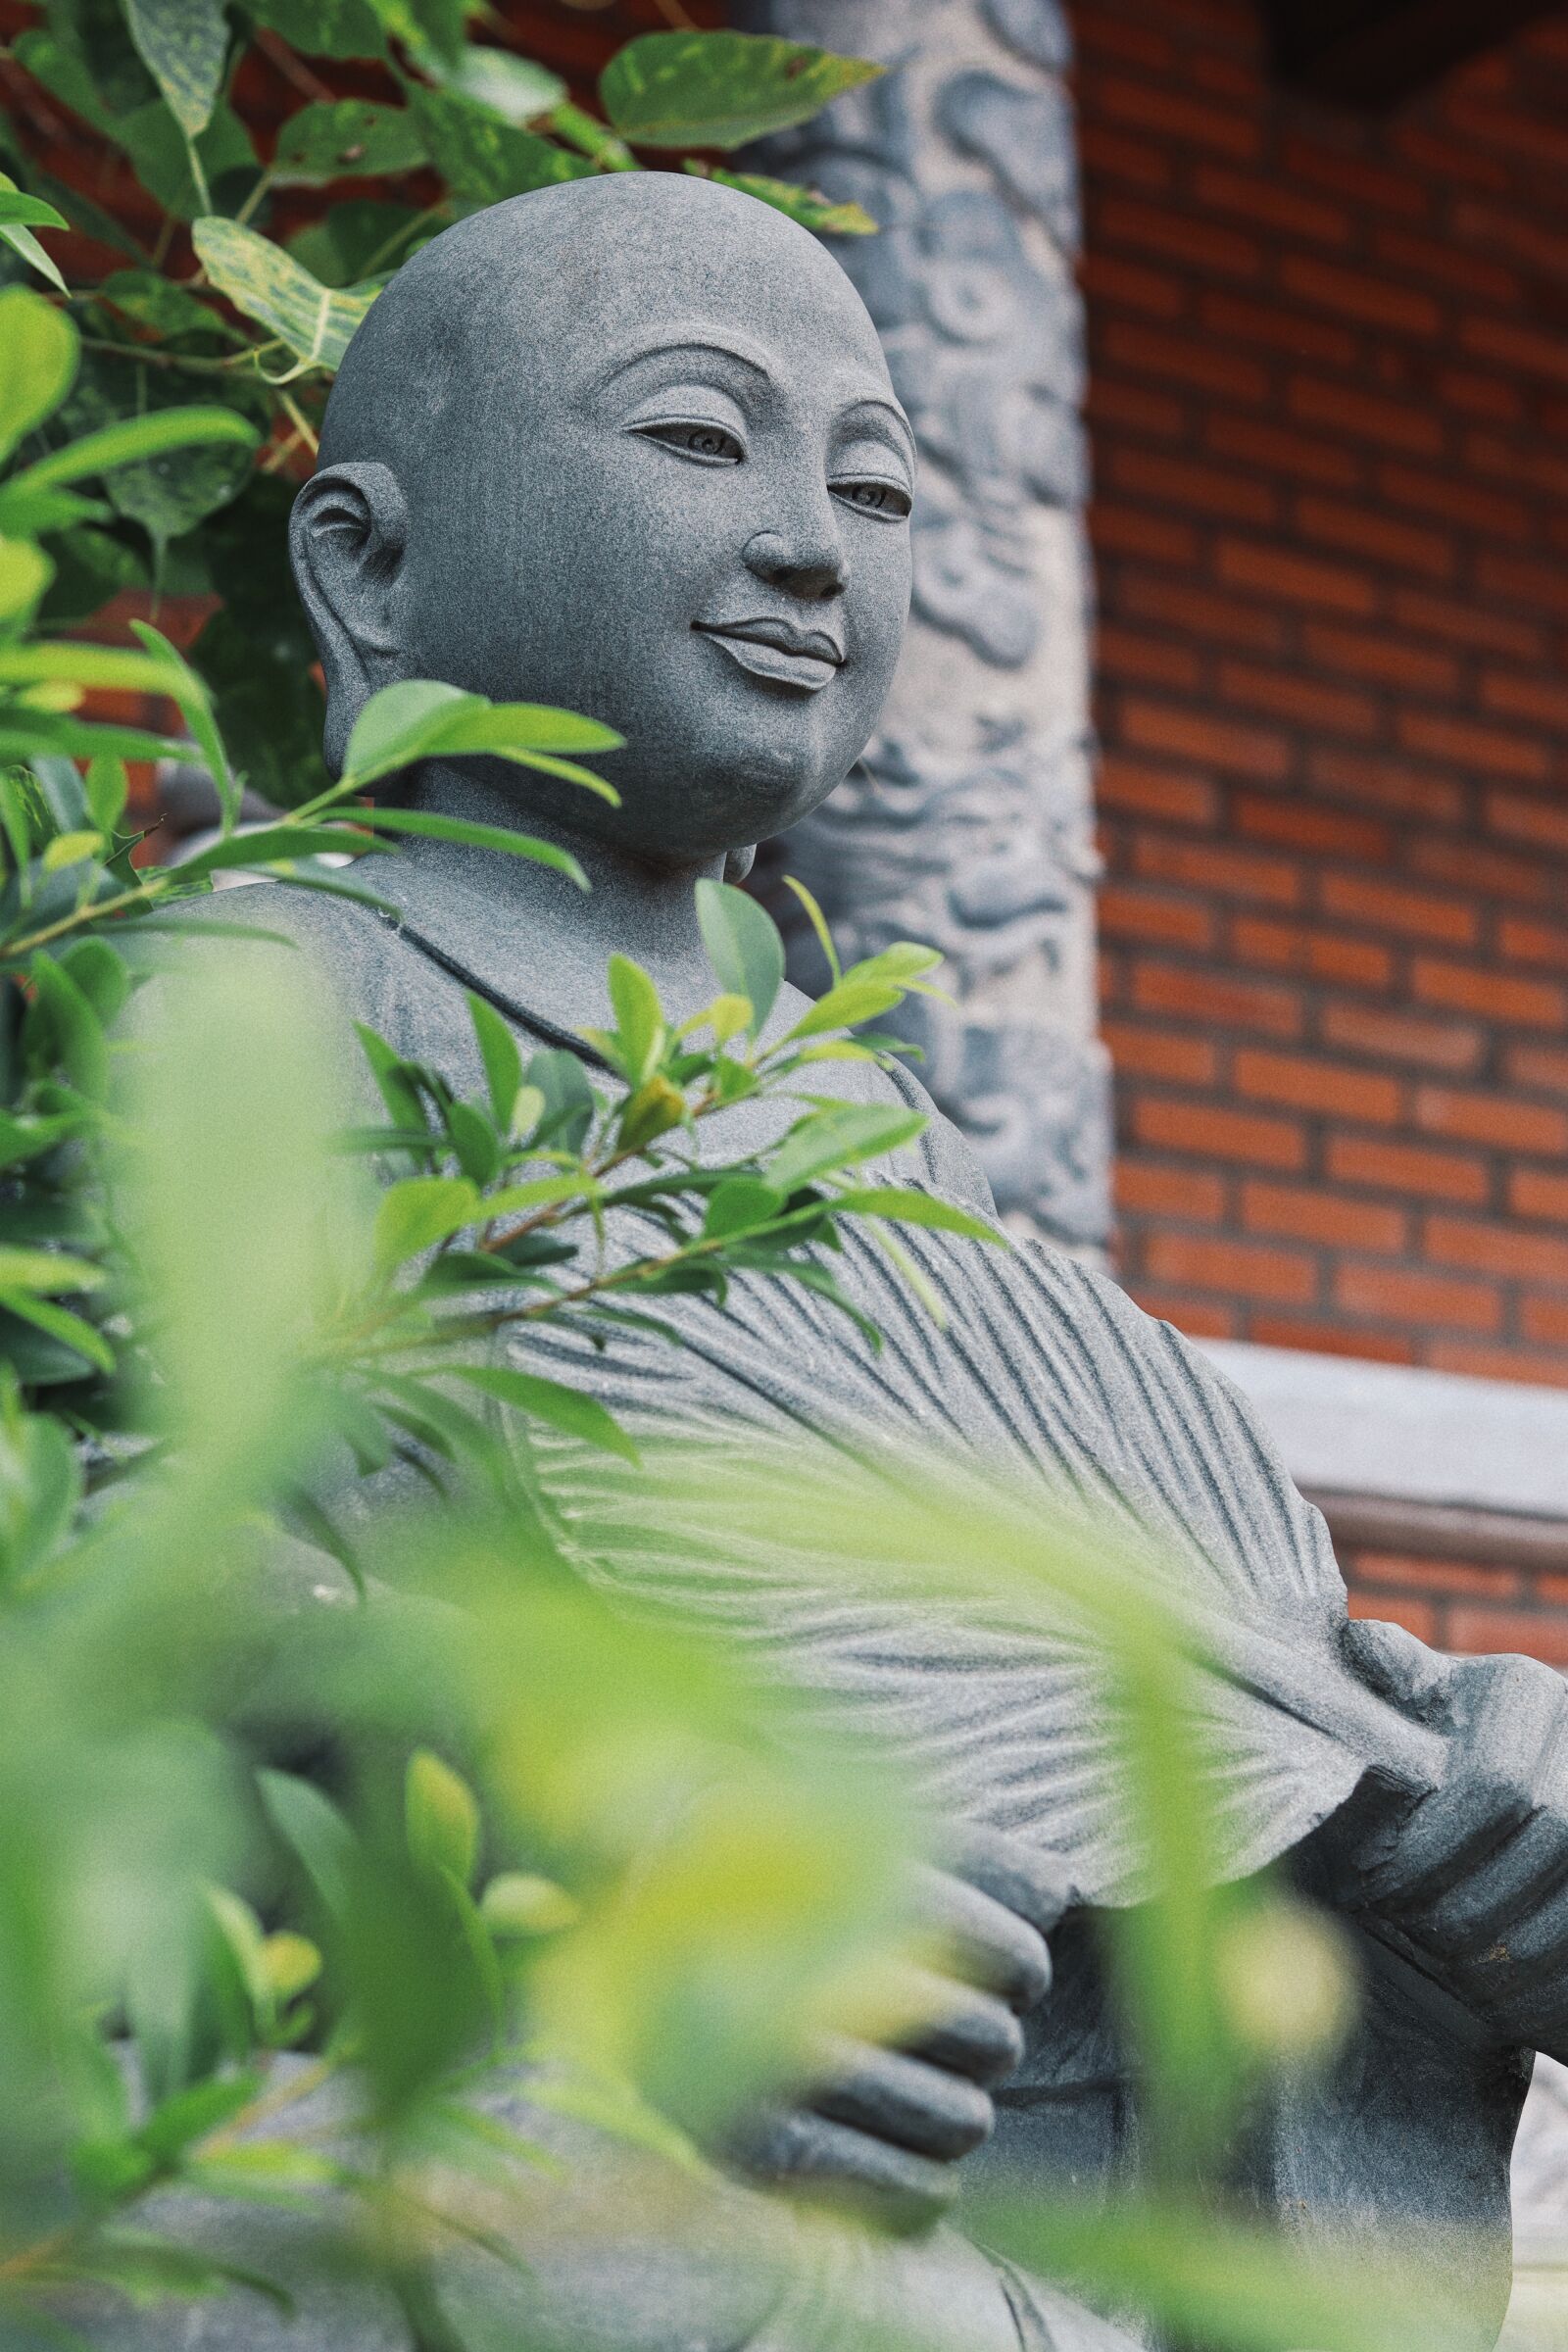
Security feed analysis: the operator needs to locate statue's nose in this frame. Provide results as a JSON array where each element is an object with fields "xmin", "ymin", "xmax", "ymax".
[{"xmin": 743, "ymin": 525, "xmax": 847, "ymax": 603}]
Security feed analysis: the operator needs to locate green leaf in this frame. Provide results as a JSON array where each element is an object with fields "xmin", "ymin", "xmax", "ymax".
[
  {"xmin": 33, "ymin": 526, "xmax": 148, "ymax": 631},
  {"xmin": 74, "ymin": 2230, "xmax": 291, "ymax": 2313},
  {"xmin": 779, "ymin": 871, "xmax": 840, "ymax": 983},
  {"xmin": 0, "ymin": 185, "xmax": 70, "ymax": 233},
  {"xmin": 606, "ymin": 954, "xmax": 665, "ymax": 1085},
  {"xmin": 448, "ymin": 1362, "xmax": 640, "ymax": 1466},
  {"xmin": 682, "ymin": 160, "xmax": 876, "ymax": 237},
  {"xmin": 247, "ymin": 0, "xmax": 386, "ymax": 59},
  {"xmin": 192, "ymin": 218, "xmax": 379, "ymax": 372},
  {"xmin": 764, "ymin": 1102, "xmax": 926, "ymax": 1195},
  {"xmin": 346, "ymin": 806, "xmax": 588, "ymax": 887},
  {"xmin": 168, "ymin": 850, "xmax": 383, "ymax": 902},
  {"xmin": 0, "ymin": 1291, "xmax": 114, "ymax": 1375},
  {"xmin": 615, "ymin": 1071, "xmax": 685, "ymax": 1152},
  {"xmin": 59, "ymin": 934, "xmax": 130, "ymax": 1022},
  {"xmin": 830, "ymin": 1186, "xmax": 1003, "ymax": 1243},
  {"xmin": 522, "ymin": 1047, "xmax": 596, "ymax": 1154},
  {"xmin": 285, "ymin": 198, "xmax": 425, "ymax": 288},
  {"xmin": 185, "ymin": 475, "xmax": 329, "ymax": 807},
  {"xmin": 0, "ymin": 640, "xmax": 188, "ymax": 696},
  {"xmin": 185, "ymin": 605, "xmax": 325, "ymax": 811},
  {"xmin": 15, "ymin": 403, "xmax": 259, "ymax": 495},
  {"xmin": 0, "ymin": 1400, "xmax": 82, "ymax": 1585},
  {"xmin": 0, "ymin": 1247, "xmax": 110, "ymax": 1295},
  {"xmin": 406, "ymin": 1748, "xmax": 479, "ymax": 1888},
  {"xmin": 130, "ymin": 616, "xmax": 236, "ymax": 827},
  {"xmin": 0, "ymin": 711, "xmax": 182, "ymax": 767},
  {"xmin": 0, "ymin": 173, "xmax": 70, "ymax": 294},
  {"xmin": 340, "ymin": 678, "xmax": 620, "ymax": 794},
  {"xmin": 261, "ymin": 1929, "xmax": 321, "ymax": 2008},
  {"xmin": 482, "ymin": 1174, "xmax": 590, "ymax": 1218},
  {"xmin": 694, "ymin": 876, "xmax": 784, "ymax": 1038},
  {"xmin": 355, "ymin": 1021, "xmax": 426, "ymax": 1132},
  {"xmin": 432, "ymin": 47, "xmax": 564, "ymax": 126},
  {"xmin": 84, "ymin": 754, "xmax": 128, "ymax": 835},
  {"xmin": 373, "ymin": 1173, "xmax": 479, "ymax": 1272},
  {"xmin": 467, "ymin": 992, "xmax": 522, "ymax": 1130},
  {"xmin": 40, "ymin": 825, "xmax": 104, "ymax": 872},
  {"xmin": 784, "ymin": 976, "xmax": 903, "ymax": 1038},
  {"xmin": 547, "ymin": 99, "xmax": 635, "ymax": 172},
  {"xmin": 258, "ymin": 1769, "xmax": 357, "ymax": 1920},
  {"xmin": 0, "ymin": 536, "xmax": 51, "ymax": 625},
  {"xmin": 0, "ymin": 483, "xmax": 104, "ymax": 538},
  {"xmin": 0, "ymin": 287, "xmax": 76, "ymax": 466},
  {"xmin": 445, "ymin": 1097, "xmax": 500, "ymax": 1186},
  {"xmin": 702, "ymin": 1175, "xmax": 784, "ymax": 1241},
  {"xmin": 407, "ymin": 85, "xmax": 593, "ymax": 214},
  {"xmin": 363, "ymin": 0, "xmax": 465, "ymax": 68},
  {"xmin": 847, "ymin": 941, "xmax": 946, "ymax": 987},
  {"xmin": 25, "ymin": 953, "xmax": 109, "ymax": 1097},
  {"xmin": 601, "ymin": 30, "xmax": 882, "ymax": 152},
  {"xmin": 122, "ymin": 0, "xmax": 229, "ymax": 139},
  {"xmin": 272, "ymin": 98, "xmax": 428, "ymax": 185},
  {"xmin": 138, "ymin": 2071, "xmax": 262, "ymax": 2163},
  {"xmin": 188, "ymin": 2139, "xmax": 344, "ymax": 2194},
  {"xmin": 479, "ymin": 1871, "xmax": 579, "ymax": 1936},
  {"xmin": 96, "ymin": 266, "xmax": 220, "ymax": 339},
  {"xmin": 13, "ymin": 28, "xmax": 258, "ymax": 222}
]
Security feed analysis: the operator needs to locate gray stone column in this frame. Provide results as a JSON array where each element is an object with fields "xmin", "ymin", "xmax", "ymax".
[{"xmin": 738, "ymin": 0, "xmax": 1110, "ymax": 1250}]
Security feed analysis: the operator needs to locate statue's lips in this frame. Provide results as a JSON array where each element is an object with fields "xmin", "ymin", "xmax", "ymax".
[{"xmin": 693, "ymin": 617, "xmax": 843, "ymax": 693}]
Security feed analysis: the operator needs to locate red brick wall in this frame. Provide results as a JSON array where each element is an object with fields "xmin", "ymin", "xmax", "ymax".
[
  {"xmin": 1078, "ymin": 0, "xmax": 1568, "ymax": 1384},
  {"xmin": 1344, "ymin": 1547, "xmax": 1568, "ymax": 1658},
  {"xmin": 1335, "ymin": 1552, "xmax": 1568, "ymax": 1665}
]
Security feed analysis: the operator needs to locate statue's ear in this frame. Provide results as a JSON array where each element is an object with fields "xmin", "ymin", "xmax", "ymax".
[{"xmin": 289, "ymin": 463, "xmax": 409, "ymax": 776}]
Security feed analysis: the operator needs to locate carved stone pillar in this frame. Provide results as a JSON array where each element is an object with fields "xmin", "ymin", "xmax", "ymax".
[{"xmin": 737, "ymin": 0, "xmax": 1110, "ymax": 1250}]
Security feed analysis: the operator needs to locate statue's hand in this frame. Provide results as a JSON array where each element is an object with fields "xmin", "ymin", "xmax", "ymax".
[
  {"xmin": 1342, "ymin": 1621, "xmax": 1568, "ymax": 2055},
  {"xmin": 721, "ymin": 1826, "xmax": 1069, "ymax": 2233}
]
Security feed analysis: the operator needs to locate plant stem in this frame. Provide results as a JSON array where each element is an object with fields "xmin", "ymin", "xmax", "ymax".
[
  {"xmin": 255, "ymin": 27, "xmax": 335, "ymax": 103},
  {"xmin": 278, "ymin": 390, "xmax": 320, "ymax": 457},
  {"xmin": 0, "ymin": 2053, "xmax": 343, "ymax": 2287},
  {"xmin": 74, "ymin": 333, "xmax": 261, "ymax": 380},
  {"xmin": 360, "ymin": 204, "xmax": 450, "ymax": 278},
  {"xmin": 232, "ymin": 166, "xmax": 276, "ymax": 231}
]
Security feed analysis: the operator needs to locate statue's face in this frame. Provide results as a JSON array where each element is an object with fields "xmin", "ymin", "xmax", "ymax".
[{"xmin": 397, "ymin": 185, "xmax": 915, "ymax": 862}]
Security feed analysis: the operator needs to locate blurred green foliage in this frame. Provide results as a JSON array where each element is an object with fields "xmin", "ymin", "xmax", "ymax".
[{"xmin": 0, "ymin": 27, "xmax": 1513, "ymax": 2352}]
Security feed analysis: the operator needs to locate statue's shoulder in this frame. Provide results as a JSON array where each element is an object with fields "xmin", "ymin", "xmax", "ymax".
[
  {"xmin": 129, "ymin": 880, "xmax": 494, "ymax": 1104},
  {"xmin": 145, "ymin": 878, "xmax": 395, "ymax": 977}
]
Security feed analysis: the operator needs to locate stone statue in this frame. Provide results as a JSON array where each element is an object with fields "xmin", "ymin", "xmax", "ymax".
[
  {"xmin": 112, "ymin": 171, "xmax": 1568, "ymax": 2349},
  {"xmin": 736, "ymin": 0, "xmax": 1111, "ymax": 1252}
]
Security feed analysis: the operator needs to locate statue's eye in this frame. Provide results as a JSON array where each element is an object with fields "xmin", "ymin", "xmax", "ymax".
[
  {"xmin": 639, "ymin": 421, "xmax": 745, "ymax": 466},
  {"xmin": 833, "ymin": 477, "xmax": 912, "ymax": 518}
]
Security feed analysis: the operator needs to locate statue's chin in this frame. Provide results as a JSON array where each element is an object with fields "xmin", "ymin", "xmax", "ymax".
[{"xmin": 603, "ymin": 739, "xmax": 849, "ymax": 864}]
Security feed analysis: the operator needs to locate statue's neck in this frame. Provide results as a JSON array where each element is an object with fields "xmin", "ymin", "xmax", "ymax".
[{"xmin": 383, "ymin": 760, "xmax": 727, "ymax": 1031}]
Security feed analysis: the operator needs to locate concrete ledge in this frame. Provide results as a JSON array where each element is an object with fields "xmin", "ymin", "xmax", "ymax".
[{"xmin": 1196, "ymin": 1341, "xmax": 1568, "ymax": 1529}]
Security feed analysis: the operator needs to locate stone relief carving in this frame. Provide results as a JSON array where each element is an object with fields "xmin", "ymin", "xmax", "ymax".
[
  {"xmin": 767, "ymin": 718, "xmax": 1109, "ymax": 1244},
  {"xmin": 739, "ymin": 0, "xmax": 1109, "ymax": 1249}
]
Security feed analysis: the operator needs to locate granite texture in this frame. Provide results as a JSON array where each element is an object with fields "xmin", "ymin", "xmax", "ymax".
[{"xmin": 88, "ymin": 166, "xmax": 1568, "ymax": 2350}]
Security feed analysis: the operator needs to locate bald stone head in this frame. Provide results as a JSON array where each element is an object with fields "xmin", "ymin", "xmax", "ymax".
[{"xmin": 290, "ymin": 172, "xmax": 916, "ymax": 862}]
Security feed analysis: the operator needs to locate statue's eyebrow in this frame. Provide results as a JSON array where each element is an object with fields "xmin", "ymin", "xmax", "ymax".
[
  {"xmin": 834, "ymin": 395, "xmax": 916, "ymax": 472},
  {"xmin": 594, "ymin": 332, "xmax": 774, "ymax": 395}
]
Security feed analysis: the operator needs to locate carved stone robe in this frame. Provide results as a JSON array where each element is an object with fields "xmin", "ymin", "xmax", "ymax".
[{"xmin": 163, "ymin": 864, "xmax": 1538, "ymax": 2349}]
